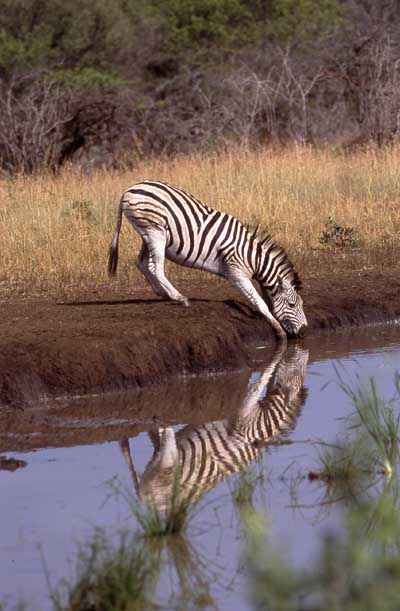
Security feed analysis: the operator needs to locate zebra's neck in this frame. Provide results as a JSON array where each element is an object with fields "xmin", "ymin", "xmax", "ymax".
[{"xmin": 253, "ymin": 236, "xmax": 299, "ymax": 294}]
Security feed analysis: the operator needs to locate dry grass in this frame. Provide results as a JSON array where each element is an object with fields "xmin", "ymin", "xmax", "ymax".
[{"xmin": 1, "ymin": 144, "xmax": 400, "ymax": 296}]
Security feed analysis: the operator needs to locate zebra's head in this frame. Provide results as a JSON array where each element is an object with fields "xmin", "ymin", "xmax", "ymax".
[
  {"xmin": 268, "ymin": 275, "xmax": 307, "ymax": 338},
  {"xmin": 255, "ymin": 235, "xmax": 307, "ymax": 338}
]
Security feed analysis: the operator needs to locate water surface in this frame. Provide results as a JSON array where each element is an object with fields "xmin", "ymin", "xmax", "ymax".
[{"xmin": 1, "ymin": 325, "xmax": 400, "ymax": 610}]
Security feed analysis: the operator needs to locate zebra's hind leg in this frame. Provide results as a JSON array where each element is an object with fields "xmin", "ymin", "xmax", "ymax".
[
  {"xmin": 141, "ymin": 231, "xmax": 190, "ymax": 306},
  {"xmin": 136, "ymin": 242, "xmax": 168, "ymax": 298},
  {"xmin": 157, "ymin": 427, "xmax": 179, "ymax": 468}
]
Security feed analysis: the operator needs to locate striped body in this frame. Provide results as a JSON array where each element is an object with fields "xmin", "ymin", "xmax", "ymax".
[
  {"xmin": 109, "ymin": 180, "xmax": 307, "ymax": 338},
  {"xmin": 124, "ymin": 181, "xmax": 273, "ymax": 278},
  {"xmin": 121, "ymin": 344, "xmax": 309, "ymax": 510}
]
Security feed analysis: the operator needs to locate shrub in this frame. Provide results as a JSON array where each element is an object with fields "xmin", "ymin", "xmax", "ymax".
[{"xmin": 319, "ymin": 216, "xmax": 358, "ymax": 247}]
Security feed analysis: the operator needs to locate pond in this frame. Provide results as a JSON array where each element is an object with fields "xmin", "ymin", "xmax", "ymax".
[{"xmin": 1, "ymin": 324, "xmax": 400, "ymax": 610}]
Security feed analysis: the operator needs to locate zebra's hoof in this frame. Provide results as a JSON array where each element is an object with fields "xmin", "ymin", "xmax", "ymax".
[{"xmin": 179, "ymin": 298, "xmax": 190, "ymax": 307}]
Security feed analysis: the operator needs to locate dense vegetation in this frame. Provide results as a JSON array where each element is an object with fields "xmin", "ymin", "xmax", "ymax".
[{"xmin": 0, "ymin": 0, "xmax": 399, "ymax": 173}]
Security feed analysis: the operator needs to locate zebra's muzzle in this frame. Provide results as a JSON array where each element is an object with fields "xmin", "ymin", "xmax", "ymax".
[
  {"xmin": 296, "ymin": 324, "xmax": 308, "ymax": 339},
  {"xmin": 285, "ymin": 323, "xmax": 307, "ymax": 339}
]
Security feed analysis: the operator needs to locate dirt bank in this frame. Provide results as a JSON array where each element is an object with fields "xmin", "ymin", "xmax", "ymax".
[{"xmin": 1, "ymin": 250, "xmax": 399, "ymax": 410}]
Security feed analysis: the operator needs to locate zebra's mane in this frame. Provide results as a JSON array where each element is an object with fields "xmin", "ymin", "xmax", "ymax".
[{"xmin": 248, "ymin": 224, "xmax": 302, "ymax": 290}]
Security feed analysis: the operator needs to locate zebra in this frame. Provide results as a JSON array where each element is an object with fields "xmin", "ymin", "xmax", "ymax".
[
  {"xmin": 120, "ymin": 343, "xmax": 309, "ymax": 511},
  {"xmin": 108, "ymin": 180, "xmax": 307, "ymax": 339}
]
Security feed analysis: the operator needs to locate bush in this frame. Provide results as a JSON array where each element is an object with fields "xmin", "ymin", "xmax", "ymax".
[{"xmin": 319, "ymin": 217, "xmax": 358, "ymax": 248}]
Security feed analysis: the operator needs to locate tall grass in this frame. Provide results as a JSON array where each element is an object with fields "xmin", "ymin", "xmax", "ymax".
[{"xmin": 2, "ymin": 145, "xmax": 400, "ymax": 294}]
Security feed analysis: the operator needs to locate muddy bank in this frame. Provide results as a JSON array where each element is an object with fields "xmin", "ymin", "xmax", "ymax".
[
  {"xmin": 2, "ymin": 326, "xmax": 400, "ymax": 454},
  {"xmin": 1, "ymin": 253, "xmax": 400, "ymax": 409}
]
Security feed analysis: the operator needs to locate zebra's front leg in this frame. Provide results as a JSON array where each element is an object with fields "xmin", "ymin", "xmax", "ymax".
[
  {"xmin": 144, "ymin": 231, "xmax": 190, "ymax": 307},
  {"xmin": 224, "ymin": 267, "xmax": 287, "ymax": 340},
  {"xmin": 119, "ymin": 438, "xmax": 140, "ymax": 496},
  {"xmin": 239, "ymin": 343, "xmax": 287, "ymax": 419}
]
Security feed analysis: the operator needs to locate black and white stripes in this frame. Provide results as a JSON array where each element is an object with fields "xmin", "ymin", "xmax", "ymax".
[
  {"xmin": 120, "ymin": 344, "xmax": 309, "ymax": 510},
  {"xmin": 108, "ymin": 179, "xmax": 307, "ymax": 338}
]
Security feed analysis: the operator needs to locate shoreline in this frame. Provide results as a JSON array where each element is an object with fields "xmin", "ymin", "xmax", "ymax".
[
  {"xmin": 0, "ymin": 317, "xmax": 399, "ymax": 455},
  {"xmin": 1, "ymin": 251, "xmax": 400, "ymax": 409}
]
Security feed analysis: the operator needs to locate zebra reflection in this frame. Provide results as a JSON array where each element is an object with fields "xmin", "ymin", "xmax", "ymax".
[{"xmin": 120, "ymin": 344, "xmax": 309, "ymax": 510}]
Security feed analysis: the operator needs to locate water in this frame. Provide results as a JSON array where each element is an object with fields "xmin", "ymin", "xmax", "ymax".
[{"xmin": 1, "ymin": 325, "xmax": 400, "ymax": 610}]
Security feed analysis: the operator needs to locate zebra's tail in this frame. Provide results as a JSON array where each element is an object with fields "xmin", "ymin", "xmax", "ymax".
[{"xmin": 108, "ymin": 196, "xmax": 124, "ymax": 277}]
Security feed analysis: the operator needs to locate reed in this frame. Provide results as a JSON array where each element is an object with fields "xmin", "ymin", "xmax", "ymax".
[{"xmin": 1, "ymin": 144, "xmax": 400, "ymax": 295}]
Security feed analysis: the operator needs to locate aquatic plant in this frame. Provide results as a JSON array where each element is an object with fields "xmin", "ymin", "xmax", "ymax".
[
  {"xmin": 0, "ymin": 602, "xmax": 29, "ymax": 611},
  {"xmin": 107, "ymin": 472, "xmax": 195, "ymax": 537},
  {"xmin": 338, "ymin": 370, "xmax": 400, "ymax": 478},
  {"xmin": 246, "ymin": 371, "xmax": 400, "ymax": 609},
  {"xmin": 307, "ymin": 435, "xmax": 377, "ymax": 506},
  {"xmin": 47, "ymin": 529, "xmax": 157, "ymax": 611},
  {"xmin": 47, "ymin": 524, "xmax": 219, "ymax": 611},
  {"xmin": 309, "ymin": 370, "xmax": 400, "ymax": 497},
  {"xmin": 244, "ymin": 511, "xmax": 307, "ymax": 611},
  {"xmin": 232, "ymin": 466, "xmax": 259, "ymax": 508},
  {"xmin": 244, "ymin": 489, "xmax": 400, "ymax": 611},
  {"xmin": 159, "ymin": 534, "xmax": 218, "ymax": 610}
]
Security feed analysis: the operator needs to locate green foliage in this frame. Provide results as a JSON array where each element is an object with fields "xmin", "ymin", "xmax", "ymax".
[
  {"xmin": 0, "ymin": 0, "xmax": 140, "ymax": 80},
  {"xmin": 268, "ymin": 0, "xmax": 346, "ymax": 47},
  {"xmin": 52, "ymin": 67, "xmax": 127, "ymax": 90},
  {"xmin": 154, "ymin": 0, "xmax": 249, "ymax": 50},
  {"xmin": 0, "ymin": 0, "xmax": 394, "ymax": 171},
  {"xmin": 0, "ymin": 0, "xmax": 346, "ymax": 73},
  {"xmin": 319, "ymin": 216, "xmax": 359, "ymax": 247},
  {"xmin": 148, "ymin": 0, "xmax": 261, "ymax": 53},
  {"xmin": 0, "ymin": 29, "xmax": 50, "ymax": 73}
]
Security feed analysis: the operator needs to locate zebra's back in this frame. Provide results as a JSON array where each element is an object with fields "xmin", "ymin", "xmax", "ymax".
[{"xmin": 122, "ymin": 180, "xmax": 250, "ymax": 275}]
